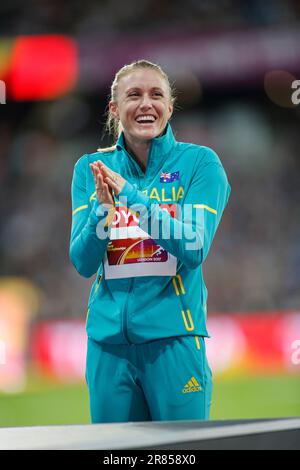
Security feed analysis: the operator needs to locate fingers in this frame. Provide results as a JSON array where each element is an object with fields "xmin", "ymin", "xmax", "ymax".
[
  {"xmin": 90, "ymin": 163, "xmax": 108, "ymax": 189},
  {"xmin": 104, "ymin": 175, "xmax": 119, "ymax": 193},
  {"xmin": 90, "ymin": 160, "xmax": 125, "ymax": 197},
  {"xmin": 102, "ymin": 182, "xmax": 115, "ymax": 209},
  {"xmin": 96, "ymin": 161, "xmax": 116, "ymax": 180},
  {"xmin": 90, "ymin": 163, "xmax": 105, "ymax": 197},
  {"xmin": 90, "ymin": 162, "xmax": 116, "ymax": 208},
  {"xmin": 103, "ymin": 182, "xmax": 111, "ymax": 199},
  {"xmin": 93, "ymin": 160, "xmax": 118, "ymax": 192},
  {"xmin": 90, "ymin": 163, "xmax": 100, "ymax": 184},
  {"xmin": 91, "ymin": 161, "xmax": 113, "ymax": 184}
]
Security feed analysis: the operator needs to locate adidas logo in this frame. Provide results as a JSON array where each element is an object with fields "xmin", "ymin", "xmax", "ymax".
[{"xmin": 182, "ymin": 376, "xmax": 202, "ymax": 393}]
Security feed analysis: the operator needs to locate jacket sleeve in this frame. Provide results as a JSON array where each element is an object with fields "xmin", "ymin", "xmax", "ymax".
[
  {"xmin": 69, "ymin": 155, "xmax": 114, "ymax": 278},
  {"xmin": 117, "ymin": 153, "xmax": 231, "ymax": 270}
]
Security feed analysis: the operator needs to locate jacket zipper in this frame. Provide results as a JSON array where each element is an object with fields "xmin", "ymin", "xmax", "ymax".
[
  {"xmin": 121, "ymin": 277, "xmax": 134, "ymax": 343},
  {"xmin": 90, "ymin": 273, "xmax": 102, "ymax": 305},
  {"xmin": 121, "ymin": 147, "xmax": 150, "ymax": 343}
]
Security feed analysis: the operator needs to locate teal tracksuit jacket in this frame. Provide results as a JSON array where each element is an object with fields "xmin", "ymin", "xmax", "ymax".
[
  {"xmin": 69, "ymin": 124, "xmax": 231, "ymax": 346},
  {"xmin": 70, "ymin": 124, "xmax": 230, "ymax": 422}
]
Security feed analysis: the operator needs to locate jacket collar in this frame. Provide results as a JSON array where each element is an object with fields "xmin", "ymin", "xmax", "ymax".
[{"xmin": 116, "ymin": 123, "xmax": 177, "ymax": 177}]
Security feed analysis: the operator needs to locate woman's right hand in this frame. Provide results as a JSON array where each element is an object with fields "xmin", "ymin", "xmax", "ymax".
[{"xmin": 90, "ymin": 161, "xmax": 115, "ymax": 209}]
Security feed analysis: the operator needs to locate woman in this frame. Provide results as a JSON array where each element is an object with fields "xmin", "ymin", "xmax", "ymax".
[{"xmin": 70, "ymin": 60, "xmax": 231, "ymax": 423}]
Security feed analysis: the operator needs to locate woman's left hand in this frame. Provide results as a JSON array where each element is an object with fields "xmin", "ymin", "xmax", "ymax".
[{"xmin": 97, "ymin": 161, "xmax": 126, "ymax": 196}]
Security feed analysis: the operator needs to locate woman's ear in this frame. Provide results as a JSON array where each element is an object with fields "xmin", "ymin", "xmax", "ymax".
[{"xmin": 109, "ymin": 101, "xmax": 119, "ymax": 119}]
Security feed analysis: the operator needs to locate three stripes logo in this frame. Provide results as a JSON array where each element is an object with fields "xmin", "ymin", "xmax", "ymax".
[{"xmin": 182, "ymin": 376, "xmax": 202, "ymax": 393}]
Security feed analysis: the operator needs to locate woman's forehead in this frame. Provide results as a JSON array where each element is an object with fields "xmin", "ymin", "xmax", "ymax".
[{"xmin": 118, "ymin": 69, "xmax": 168, "ymax": 92}]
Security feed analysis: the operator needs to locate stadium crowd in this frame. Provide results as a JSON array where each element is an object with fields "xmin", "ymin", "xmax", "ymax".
[
  {"xmin": 0, "ymin": 0, "xmax": 299, "ymax": 320},
  {"xmin": 0, "ymin": 0, "xmax": 300, "ymax": 35}
]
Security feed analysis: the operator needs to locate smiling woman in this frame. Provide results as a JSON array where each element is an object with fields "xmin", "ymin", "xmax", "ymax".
[
  {"xmin": 69, "ymin": 59, "xmax": 231, "ymax": 424},
  {"xmin": 102, "ymin": 61, "xmax": 176, "ymax": 173},
  {"xmin": 111, "ymin": 79, "xmax": 170, "ymax": 173}
]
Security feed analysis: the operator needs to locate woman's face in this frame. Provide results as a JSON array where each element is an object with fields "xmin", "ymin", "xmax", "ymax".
[{"xmin": 109, "ymin": 68, "xmax": 173, "ymax": 143}]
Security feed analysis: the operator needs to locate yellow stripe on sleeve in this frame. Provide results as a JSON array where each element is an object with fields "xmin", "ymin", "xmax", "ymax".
[
  {"xmin": 195, "ymin": 336, "xmax": 201, "ymax": 350},
  {"xmin": 193, "ymin": 204, "xmax": 217, "ymax": 215},
  {"xmin": 89, "ymin": 191, "xmax": 97, "ymax": 202},
  {"xmin": 181, "ymin": 309, "xmax": 195, "ymax": 331},
  {"xmin": 72, "ymin": 204, "xmax": 88, "ymax": 216}
]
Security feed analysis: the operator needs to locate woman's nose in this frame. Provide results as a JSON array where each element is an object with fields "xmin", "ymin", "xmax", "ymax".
[{"xmin": 139, "ymin": 95, "xmax": 152, "ymax": 109}]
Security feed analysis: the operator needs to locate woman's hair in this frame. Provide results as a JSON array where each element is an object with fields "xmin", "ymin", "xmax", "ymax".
[{"xmin": 98, "ymin": 59, "xmax": 176, "ymax": 152}]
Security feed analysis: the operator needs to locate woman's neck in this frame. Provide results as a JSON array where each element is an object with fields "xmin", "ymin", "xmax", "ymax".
[{"xmin": 124, "ymin": 136, "xmax": 151, "ymax": 174}]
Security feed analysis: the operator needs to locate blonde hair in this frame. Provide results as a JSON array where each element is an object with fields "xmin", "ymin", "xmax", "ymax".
[{"xmin": 98, "ymin": 59, "xmax": 176, "ymax": 152}]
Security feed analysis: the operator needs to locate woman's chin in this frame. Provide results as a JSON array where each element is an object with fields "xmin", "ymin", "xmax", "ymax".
[{"xmin": 133, "ymin": 126, "xmax": 161, "ymax": 141}]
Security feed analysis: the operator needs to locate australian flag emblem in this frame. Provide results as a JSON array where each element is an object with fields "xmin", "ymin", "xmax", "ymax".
[{"xmin": 160, "ymin": 171, "xmax": 180, "ymax": 183}]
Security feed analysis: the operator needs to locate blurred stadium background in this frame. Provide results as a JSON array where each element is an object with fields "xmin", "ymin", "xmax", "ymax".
[{"xmin": 0, "ymin": 0, "xmax": 299, "ymax": 427}]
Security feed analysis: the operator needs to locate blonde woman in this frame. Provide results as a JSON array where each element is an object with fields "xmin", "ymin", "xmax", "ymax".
[{"xmin": 70, "ymin": 60, "xmax": 231, "ymax": 423}]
